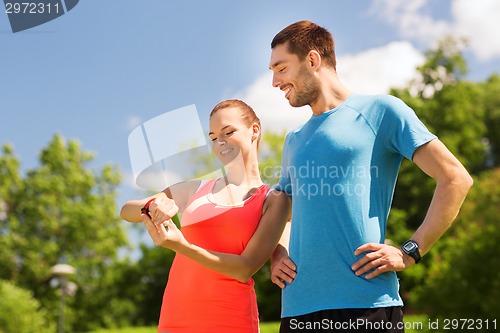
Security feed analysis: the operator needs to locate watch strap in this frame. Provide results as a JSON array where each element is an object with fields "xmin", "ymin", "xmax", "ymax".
[
  {"xmin": 141, "ymin": 198, "xmax": 156, "ymax": 219},
  {"xmin": 401, "ymin": 239, "xmax": 421, "ymax": 264}
]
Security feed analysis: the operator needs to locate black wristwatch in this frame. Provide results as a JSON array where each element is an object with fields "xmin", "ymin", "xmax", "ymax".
[{"xmin": 401, "ymin": 240, "xmax": 421, "ymax": 264}]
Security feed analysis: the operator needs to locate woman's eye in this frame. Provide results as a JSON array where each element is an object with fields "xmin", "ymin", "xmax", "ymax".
[
  {"xmin": 225, "ymin": 131, "xmax": 235, "ymax": 136},
  {"xmin": 210, "ymin": 137, "xmax": 216, "ymax": 142}
]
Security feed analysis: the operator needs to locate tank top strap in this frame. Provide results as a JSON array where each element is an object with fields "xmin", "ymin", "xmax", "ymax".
[
  {"xmin": 184, "ymin": 178, "xmax": 217, "ymax": 208},
  {"xmin": 186, "ymin": 179, "xmax": 269, "ymax": 210}
]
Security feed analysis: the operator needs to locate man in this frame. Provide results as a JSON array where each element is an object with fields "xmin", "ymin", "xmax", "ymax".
[{"xmin": 269, "ymin": 20, "xmax": 473, "ymax": 332}]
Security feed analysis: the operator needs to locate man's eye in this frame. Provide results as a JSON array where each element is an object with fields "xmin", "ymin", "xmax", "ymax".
[
  {"xmin": 225, "ymin": 131, "xmax": 235, "ymax": 136},
  {"xmin": 279, "ymin": 67, "xmax": 286, "ymax": 73},
  {"xmin": 210, "ymin": 137, "xmax": 216, "ymax": 142}
]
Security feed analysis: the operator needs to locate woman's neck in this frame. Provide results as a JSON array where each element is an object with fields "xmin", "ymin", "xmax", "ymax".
[{"xmin": 224, "ymin": 156, "xmax": 262, "ymax": 187}]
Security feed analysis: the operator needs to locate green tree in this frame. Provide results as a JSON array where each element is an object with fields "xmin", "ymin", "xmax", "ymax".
[
  {"xmin": 259, "ymin": 131, "xmax": 287, "ymax": 187},
  {"xmin": 391, "ymin": 37, "xmax": 488, "ymax": 231},
  {"xmin": 386, "ymin": 37, "xmax": 491, "ymax": 310},
  {"xmin": 482, "ymin": 74, "xmax": 500, "ymax": 167},
  {"xmin": 0, "ymin": 134, "xmax": 128, "ymax": 332},
  {"xmin": 413, "ymin": 168, "xmax": 500, "ymax": 321},
  {"xmin": 0, "ymin": 144, "xmax": 24, "ymax": 282},
  {"xmin": 253, "ymin": 130, "xmax": 288, "ymax": 321},
  {"xmin": 114, "ymin": 243, "xmax": 176, "ymax": 326},
  {"xmin": 391, "ymin": 80, "xmax": 487, "ymax": 231},
  {"xmin": 407, "ymin": 36, "xmax": 467, "ymax": 100}
]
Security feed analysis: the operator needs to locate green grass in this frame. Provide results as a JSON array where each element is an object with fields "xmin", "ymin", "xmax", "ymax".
[
  {"xmin": 88, "ymin": 322, "xmax": 280, "ymax": 333},
  {"xmin": 405, "ymin": 314, "xmax": 430, "ymax": 333},
  {"xmin": 89, "ymin": 328, "xmax": 156, "ymax": 333},
  {"xmin": 88, "ymin": 315, "xmax": 429, "ymax": 333},
  {"xmin": 260, "ymin": 321, "xmax": 281, "ymax": 333}
]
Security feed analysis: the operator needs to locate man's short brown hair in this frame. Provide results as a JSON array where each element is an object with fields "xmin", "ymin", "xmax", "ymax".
[{"xmin": 271, "ymin": 20, "xmax": 336, "ymax": 70}]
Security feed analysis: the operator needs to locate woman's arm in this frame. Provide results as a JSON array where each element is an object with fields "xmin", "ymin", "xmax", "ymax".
[
  {"xmin": 119, "ymin": 180, "xmax": 201, "ymax": 223},
  {"xmin": 143, "ymin": 190, "xmax": 291, "ymax": 282}
]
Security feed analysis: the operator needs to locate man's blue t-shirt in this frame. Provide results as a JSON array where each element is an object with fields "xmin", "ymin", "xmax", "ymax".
[{"xmin": 276, "ymin": 94, "xmax": 437, "ymax": 317}]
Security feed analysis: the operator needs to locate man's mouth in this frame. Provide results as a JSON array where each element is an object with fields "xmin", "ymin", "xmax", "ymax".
[{"xmin": 282, "ymin": 85, "xmax": 292, "ymax": 99}]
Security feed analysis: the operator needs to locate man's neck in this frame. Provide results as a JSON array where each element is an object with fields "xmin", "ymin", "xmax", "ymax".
[{"xmin": 310, "ymin": 71, "xmax": 351, "ymax": 116}]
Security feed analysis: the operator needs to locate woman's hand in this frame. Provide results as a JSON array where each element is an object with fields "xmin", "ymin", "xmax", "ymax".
[
  {"xmin": 148, "ymin": 195, "xmax": 179, "ymax": 228},
  {"xmin": 142, "ymin": 214, "xmax": 188, "ymax": 251}
]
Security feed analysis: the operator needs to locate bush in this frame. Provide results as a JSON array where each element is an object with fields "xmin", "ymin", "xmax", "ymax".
[{"xmin": 0, "ymin": 280, "xmax": 55, "ymax": 333}]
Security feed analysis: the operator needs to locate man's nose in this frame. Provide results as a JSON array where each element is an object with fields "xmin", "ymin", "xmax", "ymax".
[{"xmin": 272, "ymin": 73, "xmax": 281, "ymax": 88}]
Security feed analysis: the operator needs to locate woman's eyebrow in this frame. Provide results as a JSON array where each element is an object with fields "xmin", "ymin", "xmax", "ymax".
[{"xmin": 208, "ymin": 125, "xmax": 232, "ymax": 136}]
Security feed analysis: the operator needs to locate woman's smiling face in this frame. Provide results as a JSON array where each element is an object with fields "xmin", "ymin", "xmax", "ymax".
[{"xmin": 209, "ymin": 107, "xmax": 255, "ymax": 165}]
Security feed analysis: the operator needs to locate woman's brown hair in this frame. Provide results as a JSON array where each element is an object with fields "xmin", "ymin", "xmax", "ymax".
[{"xmin": 210, "ymin": 99, "xmax": 261, "ymax": 148}]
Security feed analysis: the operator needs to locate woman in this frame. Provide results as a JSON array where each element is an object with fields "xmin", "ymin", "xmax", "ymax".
[{"xmin": 120, "ymin": 99, "xmax": 291, "ymax": 333}]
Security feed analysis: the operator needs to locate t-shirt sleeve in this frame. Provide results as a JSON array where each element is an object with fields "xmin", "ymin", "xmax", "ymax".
[
  {"xmin": 379, "ymin": 96, "xmax": 437, "ymax": 161},
  {"xmin": 275, "ymin": 132, "xmax": 293, "ymax": 196}
]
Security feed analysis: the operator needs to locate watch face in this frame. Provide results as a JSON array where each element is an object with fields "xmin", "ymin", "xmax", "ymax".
[{"xmin": 403, "ymin": 242, "xmax": 416, "ymax": 252}]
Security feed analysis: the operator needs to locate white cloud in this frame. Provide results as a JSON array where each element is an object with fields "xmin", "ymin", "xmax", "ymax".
[
  {"xmin": 234, "ymin": 41, "xmax": 424, "ymax": 133},
  {"xmin": 370, "ymin": 0, "xmax": 500, "ymax": 61},
  {"xmin": 233, "ymin": 73, "xmax": 312, "ymax": 134},
  {"xmin": 370, "ymin": 0, "xmax": 451, "ymax": 45},
  {"xmin": 338, "ymin": 41, "xmax": 425, "ymax": 95},
  {"xmin": 452, "ymin": 0, "xmax": 500, "ymax": 61}
]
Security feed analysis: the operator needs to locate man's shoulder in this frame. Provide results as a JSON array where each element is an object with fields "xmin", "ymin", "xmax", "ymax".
[
  {"xmin": 284, "ymin": 123, "xmax": 306, "ymax": 141},
  {"xmin": 343, "ymin": 94, "xmax": 413, "ymax": 134},
  {"xmin": 345, "ymin": 94, "xmax": 404, "ymax": 111}
]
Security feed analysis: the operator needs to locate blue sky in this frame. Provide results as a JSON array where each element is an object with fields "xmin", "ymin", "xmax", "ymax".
[{"xmin": 1, "ymin": 0, "xmax": 500, "ymax": 246}]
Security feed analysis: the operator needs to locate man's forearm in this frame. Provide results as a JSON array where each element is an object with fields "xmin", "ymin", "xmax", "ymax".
[{"xmin": 412, "ymin": 172, "xmax": 473, "ymax": 256}]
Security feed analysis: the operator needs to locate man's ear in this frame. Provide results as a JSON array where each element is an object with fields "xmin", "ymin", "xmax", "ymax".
[{"xmin": 308, "ymin": 50, "xmax": 322, "ymax": 70}]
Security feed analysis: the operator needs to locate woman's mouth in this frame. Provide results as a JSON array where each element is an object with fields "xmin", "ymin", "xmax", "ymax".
[{"xmin": 221, "ymin": 148, "xmax": 233, "ymax": 156}]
